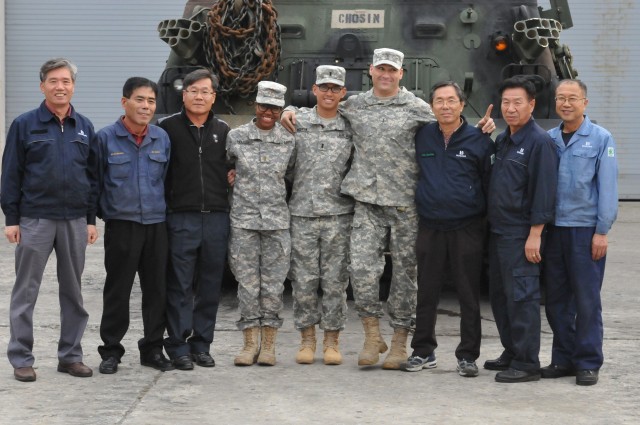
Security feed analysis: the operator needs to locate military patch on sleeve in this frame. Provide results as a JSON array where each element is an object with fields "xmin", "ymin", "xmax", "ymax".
[{"xmin": 608, "ymin": 147, "xmax": 615, "ymax": 157}]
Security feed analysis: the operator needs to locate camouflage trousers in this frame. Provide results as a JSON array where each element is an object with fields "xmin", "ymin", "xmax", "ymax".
[
  {"xmin": 289, "ymin": 214, "xmax": 352, "ymax": 331},
  {"xmin": 349, "ymin": 201, "xmax": 418, "ymax": 330},
  {"xmin": 228, "ymin": 227, "xmax": 290, "ymax": 330}
]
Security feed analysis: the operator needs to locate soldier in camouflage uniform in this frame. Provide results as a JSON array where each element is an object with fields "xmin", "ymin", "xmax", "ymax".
[
  {"xmin": 226, "ymin": 81, "xmax": 296, "ymax": 367},
  {"xmin": 337, "ymin": 48, "xmax": 434, "ymax": 369},
  {"xmin": 283, "ymin": 49, "xmax": 434, "ymax": 369},
  {"xmin": 287, "ymin": 66, "xmax": 354, "ymax": 366},
  {"xmin": 282, "ymin": 48, "xmax": 495, "ymax": 370}
]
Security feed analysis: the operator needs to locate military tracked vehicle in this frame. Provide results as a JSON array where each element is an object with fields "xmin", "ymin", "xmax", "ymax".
[
  {"xmin": 156, "ymin": 0, "xmax": 577, "ymax": 127},
  {"xmin": 156, "ymin": 0, "xmax": 578, "ymax": 296}
]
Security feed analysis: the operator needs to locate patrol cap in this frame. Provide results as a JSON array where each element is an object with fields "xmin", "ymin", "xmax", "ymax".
[
  {"xmin": 372, "ymin": 48, "xmax": 404, "ymax": 70},
  {"xmin": 315, "ymin": 65, "xmax": 346, "ymax": 86},
  {"xmin": 256, "ymin": 81, "xmax": 287, "ymax": 107}
]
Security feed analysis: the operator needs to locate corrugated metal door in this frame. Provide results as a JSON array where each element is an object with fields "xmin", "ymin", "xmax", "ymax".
[
  {"xmin": 557, "ymin": 1, "xmax": 640, "ymax": 199},
  {"xmin": 5, "ymin": 0, "xmax": 183, "ymax": 132}
]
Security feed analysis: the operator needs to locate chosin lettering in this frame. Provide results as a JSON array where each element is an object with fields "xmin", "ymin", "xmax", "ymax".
[{"xmin": 331, "ymin": 10, "xmax": 385, "ymax": 29}]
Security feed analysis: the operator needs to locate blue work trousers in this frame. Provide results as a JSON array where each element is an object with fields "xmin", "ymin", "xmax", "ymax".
[
  {"xmin": 164, "ymin": 212, "xmax": 230, "ymax": 358},
  {"xmin": 543, "ymin": 225, "xmax": 606, "ymax": 370},
  {"xmin": 488, "ymin": 232, "xmax": 542, "ymax": 372}
]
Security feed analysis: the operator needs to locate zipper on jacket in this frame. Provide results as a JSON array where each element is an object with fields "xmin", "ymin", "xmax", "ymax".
[{"xmin": 197, "ymin": 127, "xmax": 206, "ymax": 211}]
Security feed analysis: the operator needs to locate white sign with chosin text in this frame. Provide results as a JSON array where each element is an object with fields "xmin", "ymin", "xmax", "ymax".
[{"xmin": 331, "ymin": 10, "xmax": 385, "ymax": 29}]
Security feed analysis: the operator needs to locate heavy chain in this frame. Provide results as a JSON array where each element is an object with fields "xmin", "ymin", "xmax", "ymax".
[{"xmin": 203, "ymin": 0, "xmax": 281, "ymax": 109}]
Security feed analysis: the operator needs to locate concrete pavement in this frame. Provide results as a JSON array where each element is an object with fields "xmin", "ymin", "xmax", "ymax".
[{"xmin": 0, "ymin": 203, "xmax": 639, "ymax": 424}]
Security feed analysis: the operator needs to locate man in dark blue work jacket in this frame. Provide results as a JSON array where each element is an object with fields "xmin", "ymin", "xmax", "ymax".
[
  {"xmin": 485, "ymin": 77, "xmax": 559, "ymax": 383},
  {"xmin": 2, "ymin": 58, "xmax": 97, "ymax": 382},
  {"xmin": 401, "ymin": 81, "xmax": 494, "ymax": 377}
]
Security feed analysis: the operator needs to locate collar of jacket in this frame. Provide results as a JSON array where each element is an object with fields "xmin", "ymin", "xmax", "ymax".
[
  {"xmin": 362, "ymin": 87, "xmax": 413, "ymax": 106},
  {"xmin": 505, "ymin": 117, "xmax": 537, "ymax": 146},
  {"xmin": 36, "ymin": 100, "xmax": 77, "ymax": 124},
  {"xmin": 114, "ymin": 118, "xmax": 160, "ymax": 148}
]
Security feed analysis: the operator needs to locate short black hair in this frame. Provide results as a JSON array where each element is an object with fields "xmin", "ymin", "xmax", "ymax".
[
  {"xmin": 499, "ymin": 77, "xmax": 536, "ymax": 100},
  {"xmin": 183, "ymin": 69, "xmax": 219, "ymax": 91},
  {"xmin": 429, "ymin": 80, "xmax": 466, "ymax": 104},
  {"xmin": 122, "ymin": 77, "xmax": 158, "ymax": 98}
]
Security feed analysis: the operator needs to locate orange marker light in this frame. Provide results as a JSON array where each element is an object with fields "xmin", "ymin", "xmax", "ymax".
[{"xmin": 494, "ymin": 37, "xmax": 508, "ymax": 52}]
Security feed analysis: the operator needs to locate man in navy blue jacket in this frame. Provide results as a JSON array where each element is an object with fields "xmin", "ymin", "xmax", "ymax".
[
  {"xmin": 401, "ymin": 81, "xmax": 494, "ymax": 376},
  {"xmin": 485, "ymin": 77, "xmax": 559, "ymax": 383},
  {"xmin": 1, "ymin": 58, "xmax": 97, "ymax": 382},
  {"xmin": 93, "ymin": 77, "xmax": 172, "ymax": 374}
]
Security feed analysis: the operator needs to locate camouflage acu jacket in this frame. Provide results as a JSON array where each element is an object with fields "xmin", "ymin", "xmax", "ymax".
[
  {"xmin": 339, "ymin": 88, "xmax": 435, "ymax": 207},
  {"xmin": 227, "ymin": 121, "xmax": 296, "ymax": 230},
  {"xmin": 288, "ymin": 106, "xmax": 354, "ymax": 217}
]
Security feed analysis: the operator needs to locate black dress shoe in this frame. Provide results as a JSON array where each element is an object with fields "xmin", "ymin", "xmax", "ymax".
[
  {"xmin": 172, "ymin": 355, "xmax": 194, "ymax": 370},
  {"xmin": 192, "ymin": 352, "xmax": 215, "ymax": 367},
  {"xmin": 495, "ymin": 368, "xmax": 541, "ymax": 383},
  {"xmin": 540, "ymin": 363, "xmax": 576, "ymax": 379},
  {"xmin": 99, "ymin": 356, "xmax": 119, "ymax": 374},
  {"xmin": 140, "ymin": 353, "xmax": 175, "ymax": 372},
  {"xmin": 484, "ymin": 355, "xmax": 511, "ymax": 371},
  {"xmin": 576, "ymin": 369, "xmax": 599, "ymax": 386}
]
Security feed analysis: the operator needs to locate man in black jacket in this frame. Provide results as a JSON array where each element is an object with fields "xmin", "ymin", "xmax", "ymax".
[{"xmin": 158, "ymin": 69, "xmax": 231, "ymax": 370}]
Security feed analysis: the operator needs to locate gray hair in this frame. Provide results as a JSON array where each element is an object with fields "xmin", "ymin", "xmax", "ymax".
[{"xmin": 39, "ymin": 58, "xmax": 78, "ymax": 82}]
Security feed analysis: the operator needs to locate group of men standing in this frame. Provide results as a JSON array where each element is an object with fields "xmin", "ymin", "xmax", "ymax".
[
  {"xmin": 1, "ymin": 47, "xmax": 617, "ymax": 388},
  {"xmin": 1, "ymin": 59, "xmax": 232, "ymax": 381}
]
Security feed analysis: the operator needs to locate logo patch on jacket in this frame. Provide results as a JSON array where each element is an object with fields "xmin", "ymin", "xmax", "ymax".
[
  {"xmin": 517, "ymin": 148, "xmax": 525, "ymax": 155},
  {"xmin": 608, "ymin": 147, "xmax": 615, "ymax": 157},
  {"xmin": 78, "ymin": 130, "xmax": 87, "ymax": 138},
  {"xmin": 582, "ymin": 141, "xmax": 592, "ymax": 148},
  {"xmin": 456, "ymin": 150, "xmax": 467, "ymax": 158}
]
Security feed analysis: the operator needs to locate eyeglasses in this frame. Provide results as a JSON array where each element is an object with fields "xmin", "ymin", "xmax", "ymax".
[
  {"xmin": 256, "ymin": 103, "xmax": 283, "ymax": 113},
  {"xmin": 555, "ymin": 96, "xmax": 585, "ymax": 105},
  {"xmin": 432, "ymin": 98, "xmax": 461, "ymax": 108},
  {"xmin": 185, "ymin": 89, "xmax": 215, "ymax": 97},
  {"xmin": 317, "ymin": 84, "xmax": 343, "ymax": 93}
]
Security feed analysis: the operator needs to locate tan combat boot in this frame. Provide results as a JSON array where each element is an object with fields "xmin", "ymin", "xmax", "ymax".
[
  {"xmin": 357, "ymin": 317, "xmax": 388, "ymax": 366},
  {"xmin": 234, "ymin": 327, "xmax": 260, "ymax": 366},
  {"xmin": 323, "ymin": 330, "xmax": 342, "ymax": 365},
  {"xmin": 295, "ymin": 326, "xmax": 316, "ymax": 364},
  {"xmin": 382, "ymin": 327, "xmax": 409, "ymax": 370},
  {"xmin": 257, "ymin": 326, "xmax": 278, "ymax": 366}
]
